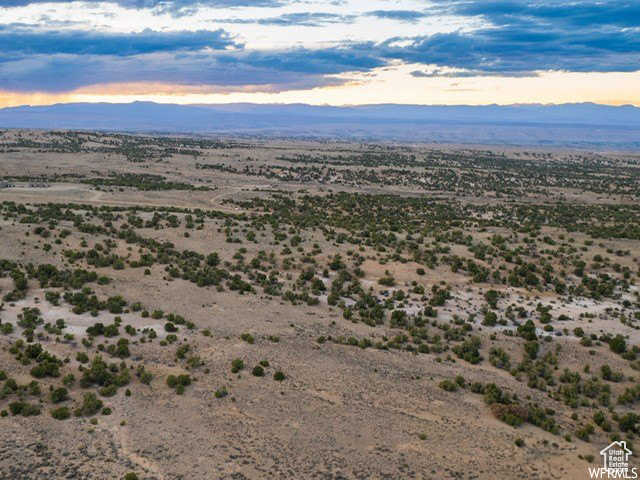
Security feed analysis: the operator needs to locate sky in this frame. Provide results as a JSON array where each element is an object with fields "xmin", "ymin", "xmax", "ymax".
[{"xmin": 0, "ymin": 0, "xmax": 638, "ymax": 108}]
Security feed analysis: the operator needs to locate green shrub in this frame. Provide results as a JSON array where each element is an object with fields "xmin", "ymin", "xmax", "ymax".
[
  {"xmin": 51, "ymin": 406, "xmax": 70, "ymax": 420},
  {"xmin": 74, "ymin": 392, "xmax": 103, "ymax": 417},
  {"xmin": 231, "ymin": 358, "xmax": 244, "ymax": 373},
  {"xmin": 9, "ymin": 401, "xmax": 41, "ymax": 417},
  {"xmin": 575, "ymin": 424, "xmax": 595, "ymax": 442},
  {"xmin": 214, "ymin": 387, "xmax": 228, "ymax": 399},
  {"xmin": 76, "ymin": 352, "xmax": 89, "ymax": 363},
  {"xmin": 50, "ymin": 387, "xmax": 68, "ymax": 403},
  {"xmin": 167, "ymin": 374, "xmax": 191, "ymax": 394},
  {"xmin": 439, "ymin": 379, "xmax": 457, "ymax": 392},
  {"xmin": 452, "ymin": 336, "xmax": 482, "ymax": 364}
]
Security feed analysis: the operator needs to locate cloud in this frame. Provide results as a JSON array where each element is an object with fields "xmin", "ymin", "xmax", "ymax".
[
  {"xmin": 1, "ymin": 21, "xmax": 638, "ymax": 94},
  {"xmin": 365, "ymin": 10, "xmax": 426, "ymax": 23},
  {"xmin": 0, "ymin": 46, "xmax": 384, "ymax": 92},
  {"xmin": 382, "ymin": 24, "xmax": 640, "ymax": 75},
  {"xmin": 0, "ymin": 0, "xmax": 639, "ymax": 94},
  {"xmin": 435, "ymin": 1, "xmax": 640, "ymax": 29},
  {"xmin": 219, "ymin": 12, "xmax": 356, "ymax": 27},
  {"xmin": 1, "ymin": 0, "xmax": 286, "ymax": 9},
  {"xmin": 410, "ymin": 69, "xmax": 537, "ymax": 78},
  {"xmin": 0, "ymin": 27, "xmax": 238, "ymax": 56},
  {"xmin": 410, "ymin": 0, "xmax": 640, "ymax": 74}
]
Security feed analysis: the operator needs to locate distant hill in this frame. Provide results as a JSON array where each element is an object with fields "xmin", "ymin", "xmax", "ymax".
[{"xmin": 1, "ymin": 101, "xmax": 639, "ymax": 149}]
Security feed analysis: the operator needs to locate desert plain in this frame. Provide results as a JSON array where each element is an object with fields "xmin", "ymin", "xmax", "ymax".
[{"xmin": 0, "ymin": 130, "xmax": 638, "ymax": 479}]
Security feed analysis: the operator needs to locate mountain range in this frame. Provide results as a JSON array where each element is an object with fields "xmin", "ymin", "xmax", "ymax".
[{"xmin": 0, "ymin": 101, "xmax": 638, "ymax": 149}]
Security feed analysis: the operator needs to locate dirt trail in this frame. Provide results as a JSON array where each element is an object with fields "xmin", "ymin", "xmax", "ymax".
[
  {"xmin": 0, "ymin": 187, "xmax": 246, "ymax": 214},
  {"xmin": 114, "ymin": 426, "xmax": 166, "ymax": 480}
]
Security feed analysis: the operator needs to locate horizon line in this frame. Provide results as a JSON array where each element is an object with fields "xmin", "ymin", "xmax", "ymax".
[{"xmin": 2, "ymin": 100, "xmax": 639, "ymax": 110}]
